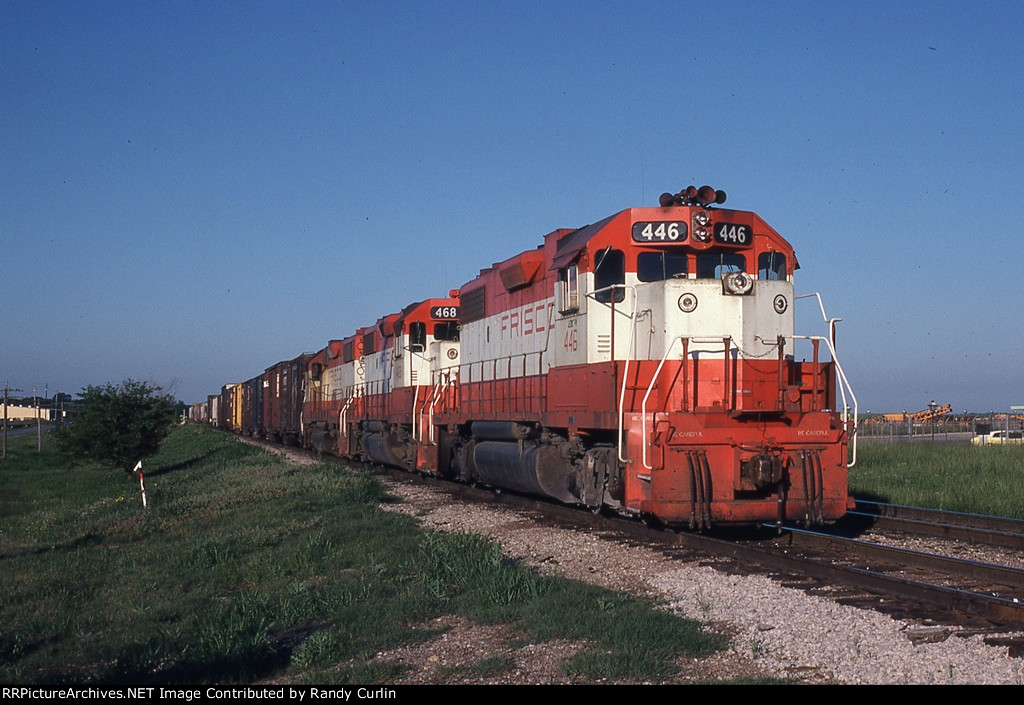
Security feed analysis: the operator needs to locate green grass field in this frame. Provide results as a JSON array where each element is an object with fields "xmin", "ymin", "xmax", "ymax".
[
  {"xmin": 8, "ymin": 427, "xmax": 1009, "ymax": 684},
  {"xmin": 850, "ymin": 441, "xmax": 1024, "ymax": 519},
  {"xmin": 0, "ymin": 426, "xmax": 727, "ymax": 684}
]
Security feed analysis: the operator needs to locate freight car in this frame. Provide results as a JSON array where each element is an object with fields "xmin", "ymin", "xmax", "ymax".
[
  {"xmin": 264, "ymin": 353, "xmax": 311, "ymax": 445},
  {"xmin": 202, "ymin": 187, "xmax": 857, "ymax": 528}
]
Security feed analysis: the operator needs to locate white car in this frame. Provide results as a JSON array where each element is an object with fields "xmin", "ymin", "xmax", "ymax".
[{"xmin": 971, "ymin": 430, "xmax": 1024, "ymax": 446}]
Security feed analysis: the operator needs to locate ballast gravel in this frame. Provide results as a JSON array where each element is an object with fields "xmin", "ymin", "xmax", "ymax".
[{"xmin": 379, "ymin": 481, "xmax": 1024, "ymax": 685}]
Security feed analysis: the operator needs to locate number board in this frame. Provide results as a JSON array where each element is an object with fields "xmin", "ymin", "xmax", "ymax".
[
  {"xmin": 632, "ymin": 221, "xmax": 687, "ymax": 243},
  {"xmin": 430, "ymin": 306, "xmax": 459, "ymax": 320},
  {"xmin": 713, "ymin": 222, "xmax": 752, "ymax": 246}
]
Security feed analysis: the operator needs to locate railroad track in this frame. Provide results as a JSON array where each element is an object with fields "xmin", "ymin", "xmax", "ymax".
[
  {"xmin": 767, "ymin": 526, "xmax": 1024, "ymax": 635},
  {"xmin": 848, "ymin": 499, "xmax": 1024, "ymax": 551}
]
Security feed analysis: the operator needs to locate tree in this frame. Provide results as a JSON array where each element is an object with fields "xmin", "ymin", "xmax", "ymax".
[{"xmin": 54, "ymin": 380, "xmax": 179, "ymax": 475}]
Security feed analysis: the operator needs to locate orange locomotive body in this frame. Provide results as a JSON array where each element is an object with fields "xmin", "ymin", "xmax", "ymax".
[
  {"xmin": 208, "ymin": 187, "xmax": 856, "ymax": 528},
  {"xmin": 426, "ymin": 187, "xmax": 857, "ymax": 527}
]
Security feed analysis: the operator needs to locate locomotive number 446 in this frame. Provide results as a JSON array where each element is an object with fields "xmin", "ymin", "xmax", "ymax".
[
  {"xmin": 631, "ymin": 221, "xmax": 687, "ymax": 242},
  {"xmin": 713, "ymin": 222, "xmax": 750, "ymax": 245},
  {"xmin": 564, "ymin": 328, "xmax": 578, "ymax": 352}
]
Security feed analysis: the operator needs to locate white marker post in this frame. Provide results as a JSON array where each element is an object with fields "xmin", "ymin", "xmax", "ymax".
[{"xmin": 134, "ymin": 460, "xmax": 147, "ymax": 507}]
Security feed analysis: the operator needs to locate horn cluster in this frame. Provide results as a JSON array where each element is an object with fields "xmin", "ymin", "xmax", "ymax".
[{"xmin": 659, "ymin": 185, "xmax": 727, "ymax": 208}]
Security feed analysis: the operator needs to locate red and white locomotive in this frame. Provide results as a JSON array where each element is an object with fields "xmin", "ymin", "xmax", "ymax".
[{"xmin": 201, "ymin": 187, "xmax": 857, "ymax": 528}]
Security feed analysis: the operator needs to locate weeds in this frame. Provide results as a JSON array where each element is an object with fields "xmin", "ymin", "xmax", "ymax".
[
  {"xmin": 1, "ymin": 427, "xmax": 724, "ymax": 684},
  {"xmin": 694, "ymin": 588, "xmax": 713, "ymax": 617},
  {"xmin": 851, "ymin": 442, "xmax": 1024, "ymax": 518}
]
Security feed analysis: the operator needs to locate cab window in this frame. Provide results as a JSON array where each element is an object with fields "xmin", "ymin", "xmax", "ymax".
[
  {"xmin": 433, "ymin": 322, "xmax": 459, "ymax": 341},
  {"xmin": 637, "ymin": 251, "xmax": 688, "ymax": 282},
  {"xmin": 559, "ymin": 263, "xmax": 579, "ymax": 314},
  {"xmin": 408, "ymin": 322, "xmax": 426, "ymax": 352},
  {"xmin": 593, "ymin": 248, "xmax": 625, "ymax": 303},
  {"xmin": 758, "ymin": 251, "xmax": 787, "ymax": 280},
  {"xmin": 697, "ymin": 253, "xmax": 746, "ymax": 279}
]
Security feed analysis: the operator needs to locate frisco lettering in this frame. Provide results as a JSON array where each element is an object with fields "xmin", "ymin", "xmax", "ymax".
[{"xmin": 500, "ymin": 301, "xmax": 555, "ymax": 339}]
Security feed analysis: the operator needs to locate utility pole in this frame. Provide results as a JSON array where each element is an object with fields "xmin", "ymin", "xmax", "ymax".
[
  {"xmin": 3, "ymin": 381, "xmax": 24, "ymax": 460},
  {"xmin": 36, "ymin": 384, "xmax": 47, "ymax": 452}
]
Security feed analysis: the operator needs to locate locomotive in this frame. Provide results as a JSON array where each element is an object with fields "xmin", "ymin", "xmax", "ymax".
[{"xmin": 195, "ymin": 186, "xmax": 857, "ymax": 528}]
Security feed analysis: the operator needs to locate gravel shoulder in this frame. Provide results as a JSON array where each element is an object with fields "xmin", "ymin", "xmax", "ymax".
[{"xmin": 380, "ymin": 480, "xmax": 1024, "ymax": 685}]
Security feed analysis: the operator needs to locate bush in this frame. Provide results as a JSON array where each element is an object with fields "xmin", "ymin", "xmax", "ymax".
[{"xmin": 53, "ymin": 380, "xmax": 179, "ymax": 475}]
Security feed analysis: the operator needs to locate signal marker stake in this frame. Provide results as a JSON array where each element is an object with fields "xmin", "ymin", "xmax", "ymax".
[{"xmin": 135, "ymin": 460, "xmax": 147, "ymax": 507}]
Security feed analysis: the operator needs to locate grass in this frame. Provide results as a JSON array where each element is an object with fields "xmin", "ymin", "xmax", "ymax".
[
  {"xmin": 850, "ymin": 441, "xmax": 1024, "ymax": 519},
  {"xmin": 1, "ymin": 425, "xmax": 724, "ymax": 684}
]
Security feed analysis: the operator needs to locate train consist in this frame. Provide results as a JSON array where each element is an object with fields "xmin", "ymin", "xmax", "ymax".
[{"xmin": 191, "ymin": 187, "xmax": 857, "ymax": 528}]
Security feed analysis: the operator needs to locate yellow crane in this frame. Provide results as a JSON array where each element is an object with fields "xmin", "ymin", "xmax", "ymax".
[{"xmin": 875, "ymin": 404, "xmax": 952, "ymax": 423}]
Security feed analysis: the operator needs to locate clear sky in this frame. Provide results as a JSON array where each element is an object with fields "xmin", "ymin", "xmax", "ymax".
[{"xmin": 3, "ymin": 0, "xmax": 1022, "ymax": 413}]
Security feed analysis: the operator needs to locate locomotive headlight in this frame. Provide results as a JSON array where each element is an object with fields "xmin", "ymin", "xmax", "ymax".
[
  {"xmin": 678, "ymin": 292, "xmax": 698, "ymax": 312},
  {"xmin": 692, "ymin": 210, "xmax": 712, "ymax": 242},
  {"xmin": 722, "ymin": 272, "xmax": 754, "ymax": 295}
]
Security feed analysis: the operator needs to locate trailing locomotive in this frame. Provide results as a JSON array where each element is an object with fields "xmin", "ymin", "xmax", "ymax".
[{"xmin": 194, "ymin": 187, "xmax": 857, "ymax": 528}]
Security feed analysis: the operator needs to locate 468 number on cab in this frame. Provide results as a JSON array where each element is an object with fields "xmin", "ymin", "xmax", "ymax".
[{"xmin": 430, "ymin": 306, "xmax": 459, "ymax": 320}]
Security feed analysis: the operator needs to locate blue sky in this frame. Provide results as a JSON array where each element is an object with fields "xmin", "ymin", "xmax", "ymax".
[{"xmin": 3, "ymin": 0, "xmax": 1022, "ymax": 413}]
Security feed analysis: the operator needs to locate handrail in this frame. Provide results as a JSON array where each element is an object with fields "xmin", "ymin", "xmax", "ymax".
[
  {"xmin": 639, "ymin": 336, "xmax": 735, "ymax": 470},
  {"xmin": 411, "ymin": 383, "xmax": 424, "ymax": 441},
  {"xmin": 640, "ymin": 336, "xmax": 684, "ymax": 470},
  {"xmin": 587, "ymin": 283, "xmax": 638, "ymax": 465},
  {"xmin": 636, "ymin": 331, "xmax": 857, "ymax": 470},
  {"xmin": 792, "ymin": 334, "xmax": 858, "ymax": 467},
  {"xmin": 338, "ymin": 395, "xmax": 354, "ymax": 452},
  {"xmin": 455, "ymin": 350, "xmax": 545, "ymax": 417},
  {"xmin": 413, "ymin": 370, "xmax": 444, "ymax": 443},
  {"xmin": 428, "ymin": 369, "xmax": 457, "ymax": 444},
  {"xmin": 795, "ymin": 293, "xmax": 859, "ymax": 468}
]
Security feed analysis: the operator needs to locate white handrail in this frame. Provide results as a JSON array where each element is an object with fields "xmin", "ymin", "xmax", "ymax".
[
  {"xmin": 587, "ymin": 283, "xmax": 639, "ymax": 465},
  {"xmin": 795, "ymin": 293, "xmax": 858, "ymax": 467},
  {"xmin": 640, "ymin": 336, "xmax": 685, "ymax": 470},
  {"xmin": 635, "ymin": 331, "xmax": 857, "ymax": 470},
  {"xmin": 638, "ymin": 336, "xmax": 735, "ymax": 470},
  {"xmin": 792, "ymin": 334, "xmax": 859, "ymax": 467},
  {"xmin": 428, "ymin": 369, "xmax": 457, "ymax": 444},
  {"xmin": 414, "ymin": 372, "xmax": 441, "ymax": 443},
  {"xmin": 411, "ymin": 384, "xmax": 420, "ymax": 440}
]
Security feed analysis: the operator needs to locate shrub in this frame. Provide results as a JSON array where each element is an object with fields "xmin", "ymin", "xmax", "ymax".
[{"xmin": 53, "ymin": 380, "xmax": 178, "ymax": 475}]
